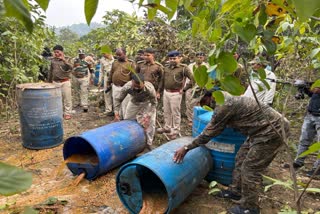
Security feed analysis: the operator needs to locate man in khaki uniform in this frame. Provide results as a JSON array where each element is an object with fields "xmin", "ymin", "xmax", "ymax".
[
  {"xmin": 185, "ymin": 52, "xmax": 209, "ymax": 126},
  {"xmin": 157, "ymin": 50, "xmax": 195, "ymax": 139},
  {"xmin": 48, "ymin": 45, "xmax": 73, "ymax": 120},
  {"xmin": 107, "ymin": 48, "xmax": 136, "ymax": 119},
  {"xmin": 99, "ymin": 52, "xmax": 114, "ymax": 115},
  {"xmin": 136, "ymin": 48, "xmax": 163, "ymax": 99},
  {"xmin": 114, "ymin": 73, "xmax": 157, "ymax": 149},
  {"xmin": 73, "ymin": 49, "xmax": 93, "ymax": 112}
]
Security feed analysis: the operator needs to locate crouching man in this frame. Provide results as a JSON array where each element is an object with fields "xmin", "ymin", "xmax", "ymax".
[
  {"xmin": 173, "ymin": 91, "xmax": 290, "ymax": 214},
  {"xmin": 114, "ymin": 73, "xmax": 157, "ymax": 149}
]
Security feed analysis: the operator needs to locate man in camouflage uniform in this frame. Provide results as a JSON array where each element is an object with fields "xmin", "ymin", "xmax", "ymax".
[
  {"xmin": 173, "ymin": 91, "xmax": 290, "ymax": 214},
  {"xmin": 114, "ymin": 73, "xmax": 157, "ymax": 148},
  {"xmin": 136, "ymin": 48, "xmax": 163, "ymax": 99},
  {"xmin": 73, "ymin": 49, "xmax": 94, "ymax": 112},
  {"xmin": 185, "ymin": 52, "xmax": 209, "ymax": 126},
  {"xmin": 99, "ymin": 52, "xmax": 114, "ymax": 115},
  {"xmin": 157, "ymin": 50, "xmax": 195, "ymax": 140},
  {"xmin": 107, "ymin": 48, "xmax": 136, "ymax": 119},
  {"xmin": 48, "ymin": 45, "xmax": 73, "ymax": 120}
]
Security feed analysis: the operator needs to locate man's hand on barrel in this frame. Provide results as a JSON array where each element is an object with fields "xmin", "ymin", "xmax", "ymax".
[{"xmin": 173, "ymin": 146, "xmax": 188, "ymax": 163}]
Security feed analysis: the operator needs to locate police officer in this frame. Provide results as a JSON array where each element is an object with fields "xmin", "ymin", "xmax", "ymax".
[
  {"xmin": 173, "ymin": 91, "xmax": 290, "ymax": 214},
  {"xmin": 73, "ymin": 49, "xmax": 93, "ymax": 112},
  {"xmin": 99, "ymin": 52, "xmax": 114, "ymax": 116},
  {"xmin": 48, "ymin": 45, "xmax": 73, "ymax": 120},
  {"xmin": 157, "ymin": 50, "xmax": 195, "ymax": 139},
  {"xmin": 185, "ymin": 52, "xmax": 209, "ymax": 126},
  {"xmin": 135, "ymin": 49, "xmax": 145, "ymax": 63},
  {"xmin": 136, "ymin": 48, "xmax": 163, "ymax": 99},
  {"xmin": 107, "ymin": 48, "xmax": 136, "ymax": 119},
  {"xmin": 114, "ymin": 73, "xmax": 157, "ymax": 149}
]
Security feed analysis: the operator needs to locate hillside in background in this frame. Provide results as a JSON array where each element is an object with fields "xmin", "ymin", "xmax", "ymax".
[{"xmin": 54, "ymin": 22, "xmax": 104, "ymax": 36}]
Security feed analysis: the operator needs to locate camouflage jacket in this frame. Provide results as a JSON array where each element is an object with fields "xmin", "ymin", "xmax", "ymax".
[{"xmin": 187, "ymin": 91, "xmax": 290, "ymax": 150}]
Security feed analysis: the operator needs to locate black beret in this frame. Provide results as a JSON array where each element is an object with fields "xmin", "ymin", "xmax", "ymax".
[
  {"xmin": 145, "ymin": 48, "xmax": 155, "ymax": 54},
  {"xmin": 53, "ymin": 45, "xmax": 64, "ymax": 52},
  {"xmin": 137, "ymin": 49, "xmax": 144, "ymax": 54},
  {"xmin": 196, "ymin": 52, "xmax": 205, "ymax": 56},
  {"xmin": 167, "ymin": 50, "xmax": 180, "ymax": 57}
]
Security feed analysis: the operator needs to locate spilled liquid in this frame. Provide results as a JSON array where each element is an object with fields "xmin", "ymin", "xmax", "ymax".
[
  {"xmin": 55, "ymin": 154, "xmax": 99, "ymax": 177},
  {"xmin": 140, "ymin": 192, "xmax": 168, "ymax": 214}
]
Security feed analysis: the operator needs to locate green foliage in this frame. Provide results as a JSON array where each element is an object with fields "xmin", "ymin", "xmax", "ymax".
[
  {"xmin": 85, "ymin": 0, "xmax": 98, "ymax": 25},
  {"xmin": 263, "ymin": 175, "xmax": 320, "ymax": 194},
  {"xmin": 208, "ymin": 181, "xmax": 220, "ymax": 195},
  {"xmin": 193, "ymin": 65, "xmax": 208, "ymax": 88},
  {"xmin": 212, "ymin": 90, "xmax": 225, "ymax": 105},
  {"xmin": 0, "ymin": 162, "xmax": 32, "ymax": 196},
  {"xmin": 299, "ymin": 142, "xmax": 320, "ymax": 158}
]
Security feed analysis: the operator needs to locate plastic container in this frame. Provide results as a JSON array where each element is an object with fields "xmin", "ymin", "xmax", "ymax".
[
  {"xmin": 116, "ymin": 137, "xmax": 212, "ymax": 213},
  {"xmin": 63, "ymin": 120, "xmax": 146, "ymax": 180},
  {"xmin": 193, "ymin": 106, "xmax": 246, "ymax": 185},
  {"xmin": 16, "ymin": 83, "xmax": 63, "ymax": 149}
]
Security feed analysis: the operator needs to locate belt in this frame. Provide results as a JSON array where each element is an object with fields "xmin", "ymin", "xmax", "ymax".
[
  {"xmin": 166, "ymin": 89, "xmax": 181, "ymax": 93},
  {"xmin": 55, "ymin": 78, "xmax": 69, "ymax": 83}
]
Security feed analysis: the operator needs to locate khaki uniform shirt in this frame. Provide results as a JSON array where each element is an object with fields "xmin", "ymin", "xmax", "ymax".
[
  {"xmin": 108, "ymin": 59, "xmax": 136, "ymax": 87},
  {"xmin": 114, "ymin": 81, "xmax": 157, "ymax": 114},
  {"xmin": 48, "ymin": 57, "xmax": 73, "ymax": 82},
  {"xmin": 136, "ymin": 60, "xmax": 164, "ymax": 92},
  {"xmin": 188, "ymin": 91, "xmax": 289, "ymax": 150},
  {"xmin": 159, "ymin": 63, "xmax": 194, "ymax": 91}
]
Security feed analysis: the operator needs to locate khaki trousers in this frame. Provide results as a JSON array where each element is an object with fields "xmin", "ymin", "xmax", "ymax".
[
  {"xmin": 73, "ymin": 76, "xmax": 89, "ymax": 108},
  {"xmin": 112, "ymin": 84, "xmax": 130, "ymax": 118},
  {"xmin": 163, "ymin": 90, "xmax": 182, "ymax": 134},
  {"xmin": 53, "ymin": 80, "xmax": 72, "ymax": 115},
  {"xmin": 103, "ymin": 74, "xmax": 113, "ymax": 113},
  {"xmin": 125, "ymin": 102, "xmax": 156, "ymax": 145}
]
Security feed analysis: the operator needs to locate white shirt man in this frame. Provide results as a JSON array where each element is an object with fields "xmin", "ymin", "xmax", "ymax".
[{"xmin": 243, "ymin": 57, "xmax": 276, "ymax": 106}]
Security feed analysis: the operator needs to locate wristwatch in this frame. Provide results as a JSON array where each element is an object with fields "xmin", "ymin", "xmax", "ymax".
[{"xmin": 184, "ymin": 145, "xmax": 189, "ymax": 151}]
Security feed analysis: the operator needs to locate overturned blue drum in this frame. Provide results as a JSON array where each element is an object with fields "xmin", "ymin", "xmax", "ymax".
[
  {"xmin": 63, "ymin": 120, "xmax": 146, "ymax": 180},
  {"xmin": 116, "ymin": 137, "xmax": 212, "ymax": 213}
]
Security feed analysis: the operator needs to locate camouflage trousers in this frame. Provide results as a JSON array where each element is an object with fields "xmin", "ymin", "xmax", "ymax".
[
  {"xmin": 228, "ymin": 136, "xmax": 284, "ymax": 209},
  {"xmin": 124, "ymin": 102, "xmax": 156, "ymax": 146},
  {"xmin": 294, "ymin": 113, "xmax": 320, "ymax": 169}
]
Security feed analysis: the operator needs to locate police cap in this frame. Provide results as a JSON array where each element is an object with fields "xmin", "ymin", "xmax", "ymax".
[
  {"xmin": 167, "ymin": 50, "xmax": 180, "ymax": 57},
  {"xmin": 196, "ymin": 52, "xmax": 205, "ymax": 57}
]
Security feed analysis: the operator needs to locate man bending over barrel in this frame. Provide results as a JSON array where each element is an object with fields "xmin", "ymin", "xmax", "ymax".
[
  {"xmin": 114, "ymin": 73, "xmax": 157, "ymax": 150},
  {"xmin": 173, "ymin": 91, "xmax": 290, "ymax": 214}
]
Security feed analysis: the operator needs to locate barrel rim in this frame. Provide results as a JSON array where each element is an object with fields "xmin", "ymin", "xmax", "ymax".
[
  {"xmin": 63, "ymin": 135, "xmax": 101, "ymax": 180},
  {"xmin": 116, "ymin": 162, "xmax": 171, "ymax": 214},
  {"xmin": 16, "ymin": 83, "xmax": 60, "ymax": 89}
]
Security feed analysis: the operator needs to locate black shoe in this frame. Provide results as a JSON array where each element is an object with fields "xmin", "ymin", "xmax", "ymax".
[
  {"xmin": 283, "ymin": 162, "xmax": 304, "ymax": 170},
  {"xmin": 228, "ymin": 205, "xmax": 260, "ymax": 214},
  {"xmin": 106, "ymin": 112, "xmax": 114, "ymax": 116},
  {"xmin": 215, "ymin": 190, "xmax": 241, "ymax": 201},
  {"xmin": 306, "ymin": 168, "xmax": 320, "ymax": 177},
  {"xmin": 83, "ymin": 108, "xmax": 88, "ymax": 113}
]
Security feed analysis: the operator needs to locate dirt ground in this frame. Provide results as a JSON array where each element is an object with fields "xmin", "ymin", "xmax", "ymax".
[{"xmin": 0, "ymin": 90, "xmax": 319, "ymax": 214}]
